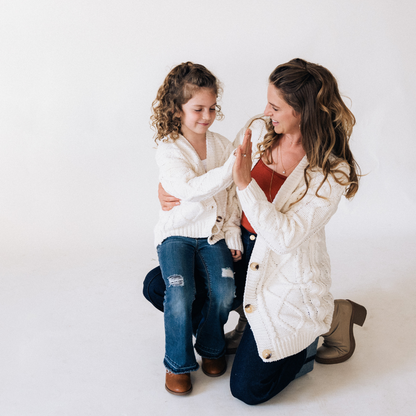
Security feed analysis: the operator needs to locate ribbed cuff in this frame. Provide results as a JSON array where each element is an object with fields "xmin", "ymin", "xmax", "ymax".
[{"xmin": 225, "ymin": 231, "xmax": 244, "ymax": 253}]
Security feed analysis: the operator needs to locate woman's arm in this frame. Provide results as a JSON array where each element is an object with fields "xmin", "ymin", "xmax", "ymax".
[
  {"xmin": 233, "ymin": 128, "xmax": 347, "ymax": 254},
  {"xmin": 158, "ymin": 183, "xmax": 180, "ymax": 211},
  {"xmin": 237, "ymin": 173, "xmax": 347, "ymax": 255}
]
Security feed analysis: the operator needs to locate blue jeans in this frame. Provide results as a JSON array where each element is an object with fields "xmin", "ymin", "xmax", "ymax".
[
  {"xmin": 157, "ymin": 236, "xmax": 235, "ymax": 374},
  {"xmin": 143, "ymin": 227, "xmax": 255, "ymax": 312},
  {"xmin": 144, "ymin": 227, "xmax": 317, "ymax": 402},
  {"xmin": 230, "ymin": 324, "xmax": 307, "ymax": 405}
]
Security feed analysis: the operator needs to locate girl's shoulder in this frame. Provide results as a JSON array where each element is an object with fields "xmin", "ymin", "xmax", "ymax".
[
  {"xmin": 155, "ymin": 135, "xmax": 191, "ymax": 164},
  {"xmin": 207, "ymin": 130, "xmax": 234, "ymax": 148}
]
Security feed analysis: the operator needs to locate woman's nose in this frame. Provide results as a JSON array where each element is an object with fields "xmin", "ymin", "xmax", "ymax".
[{"xmin": 264, "ymin": 104, "xmax": 272, "ymax": 116}]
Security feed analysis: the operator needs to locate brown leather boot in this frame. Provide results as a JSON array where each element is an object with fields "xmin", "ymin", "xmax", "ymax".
[
  {"xmin": 225, "ymin": 304, "xmax": 247, "ymax": 354},
  {"xmin": 165, "ymin": 371, "xmax": 192, "ymax": 395},
  {"xmin": 316, "ymin": 299, "xmax": 367, "ymax": 365},
  {"xmin": 201, "ymin": 356, "xmax": 227, "ymax": 377}
]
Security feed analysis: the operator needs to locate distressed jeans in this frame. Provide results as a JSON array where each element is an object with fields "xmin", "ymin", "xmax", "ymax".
[{"xmin": 157, "ymin": 236, "xmax": 235, "ymax": 374}]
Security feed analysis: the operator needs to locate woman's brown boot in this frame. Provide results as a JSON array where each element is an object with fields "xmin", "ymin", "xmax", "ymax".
[
  {"xmin": 225, "ymin": 304, "xmax": 247, "ymax": 354},
  {"xmin": 315, "ymin": 299, "xmax": 367, "ymax": 364}
]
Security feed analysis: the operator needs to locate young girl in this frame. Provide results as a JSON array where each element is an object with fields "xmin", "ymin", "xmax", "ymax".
[{"xmin": 151, "ymin": 62, "xmax": 243, "ymax": 395}]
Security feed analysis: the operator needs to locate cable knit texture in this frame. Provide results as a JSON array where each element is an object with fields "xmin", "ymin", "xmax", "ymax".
[
  {"xmin": 154, "ymin": 131, "xmax": 243, "ymax": 252},
  {"xmin": 233, "ymin": 116, "xmax": 348, "ymax": 362}
]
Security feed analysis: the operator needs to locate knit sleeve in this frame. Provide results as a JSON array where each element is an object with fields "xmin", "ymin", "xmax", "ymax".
[
  {"xmin": 236, "ymin": 169, "xmax": 347, "ymax": 255},
  {"xmin": 156, "ymin": 144, "xmax": 236, "ymax": 203},
  {"xmin": 222, "ymin": 183, "xmax": 243, "ymax": 252}
]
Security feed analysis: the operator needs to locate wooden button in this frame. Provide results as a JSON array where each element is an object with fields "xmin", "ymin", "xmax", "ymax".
[
  {"xmin": 262, "ymin": 350, "xmax": 272, "ymax": 359},
  {"xmin": 244, "ymin": 304, "xmax": 254, "ymax": 313},
  {"xmin": 249, "ymin": 262, "xmax": 259, "ymax": 271}
]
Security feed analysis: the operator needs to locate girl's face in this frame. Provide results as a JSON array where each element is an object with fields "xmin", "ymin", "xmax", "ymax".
[
  {"xmin": 180, "ymin": 88, "xmax": 217, "ymax": 141},
  {"xmin": 264, "ymin": 84, "xmax": 301, "ymax": 135}
]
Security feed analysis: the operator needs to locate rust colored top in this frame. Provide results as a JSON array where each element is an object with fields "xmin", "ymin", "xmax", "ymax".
[{"xmin": 241, "ymin": 158, "xmax": 287, "ymax": 234}]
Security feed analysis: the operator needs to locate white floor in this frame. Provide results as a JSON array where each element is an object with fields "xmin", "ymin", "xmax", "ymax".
[{"xmin": 1, "ymin": 226, "xmax": 415, "ymax": 416}]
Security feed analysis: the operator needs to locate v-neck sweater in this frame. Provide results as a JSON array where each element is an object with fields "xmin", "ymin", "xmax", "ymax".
[
  {"xmin": 233, "ymin": 116, "xmax": 349, "ymax": 362},
  {"xmin": 241, "ymin": 159, "xmax": 286, "ymax": 234}
]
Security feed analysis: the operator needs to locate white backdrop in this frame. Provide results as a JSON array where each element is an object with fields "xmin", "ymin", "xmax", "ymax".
[
  {"xmin": 1, "ymin": 1, "xmax": 416, "ymax": 415},
  {"xmin": 2, "ymin": 0, "xmax": 415, "ymax": 258}
]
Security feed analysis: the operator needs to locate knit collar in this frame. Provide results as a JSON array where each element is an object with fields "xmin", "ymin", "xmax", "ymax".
[{"xmin": 273, "ymin": 156, "xmax": 309, "ymax": 210}]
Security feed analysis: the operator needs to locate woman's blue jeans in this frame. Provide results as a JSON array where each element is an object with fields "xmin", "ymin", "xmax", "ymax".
[{"xmin": 157, "ymin": 236, "xmax": 235, "ymax": 374}]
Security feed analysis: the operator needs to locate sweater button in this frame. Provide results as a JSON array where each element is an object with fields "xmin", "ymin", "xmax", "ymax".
[
  {"xmin": 262, "ymin": 350, "xmax": 272, "ymax": 360},
  {"xmin": 249, "ymin": 235, "xmax": 256, "ymax": 241},
  {"xmin": 216, "ymin": 216, "xmax": 222, "ymax": 222},
  {"xmin": 249, "ymin": 262, "xmax": 259, "ymax": 271},
  {"xmin": 244, "ymin": 304, "xmax": 254, "ymax": 313}
]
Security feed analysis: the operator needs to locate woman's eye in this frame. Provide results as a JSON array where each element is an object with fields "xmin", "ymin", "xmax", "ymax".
[
  {"xmin": 272, "ymin": 107, "xmax": 278, "ymax": 111},
  {"xmin": 210, "ymin": 108, "xmax": 216, "ymax": 112},
  {"xmin": 194, "ymin": 109, "xmax": 202, "ymax": 112}
]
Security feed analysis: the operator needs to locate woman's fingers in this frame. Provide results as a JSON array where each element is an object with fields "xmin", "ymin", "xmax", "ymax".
[
  {"xmin": 158, "ymin": 182, "xmax": 180, "ymax": 211},
  {"xmin": 241, "ymin": 129, "xmax": 252, "ymax": 156}
]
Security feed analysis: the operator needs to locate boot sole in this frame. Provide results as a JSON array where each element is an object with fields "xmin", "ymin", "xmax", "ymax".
[
  {"xmin": 165, "ymin": 384, "xmax": 193, "ymax": 396},
  {"xmin": 315, "ymin": 299, "xmax": 367, "ymax": 365}
]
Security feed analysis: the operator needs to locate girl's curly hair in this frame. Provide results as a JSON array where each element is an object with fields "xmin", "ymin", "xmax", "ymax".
[
  {"xmin": 151, "ymin": 62, "xmax": 224, "ymax": 143},
  {"xmin": 250, "ymin": 58, "xmax": 360, "ymax": 200}
]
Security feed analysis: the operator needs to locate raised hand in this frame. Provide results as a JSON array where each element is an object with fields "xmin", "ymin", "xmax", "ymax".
[{"xmin": 232, "ymin": 129, "xmax": 252, "ymax": 191}]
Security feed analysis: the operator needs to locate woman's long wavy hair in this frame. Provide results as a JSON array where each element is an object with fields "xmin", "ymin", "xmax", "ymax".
[
  {"xmin": 151, "ymin": 62, "xmax": 223, "ymax": 143},
  {"xmin": 251, "ymin": 58, "xmax": 360, "ymax": 200}
]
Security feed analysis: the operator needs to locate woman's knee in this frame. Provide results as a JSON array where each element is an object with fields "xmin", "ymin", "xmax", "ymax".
[
  {"xmin": 230, "ymin": 376, "xmax": 264, "ymax": 406},
  {"xmin": 142, "ymin": 266, "xmax": 165, "ymax": 312}
]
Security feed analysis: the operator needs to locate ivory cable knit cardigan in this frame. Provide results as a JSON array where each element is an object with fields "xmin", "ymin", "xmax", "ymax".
[
  {"xmin": 234, "ymin": 117, "xmax": 349, "ymax": 362},
  {"xmin": 154, "ymin": 131, "xmax": 243, "ymax": 252}
]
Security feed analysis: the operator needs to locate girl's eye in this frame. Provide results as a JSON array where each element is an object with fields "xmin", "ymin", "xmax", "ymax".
[
  {"xmin": 210, "ymin": 108, "xmax": 216, "ymax": 112},
  {"xmin": 194, "ymin": 109, "xmax": 202, "ymax": 112},
  {"xmin": 272, "ymin": 107, "xmax": 278, "ymax": 111}
]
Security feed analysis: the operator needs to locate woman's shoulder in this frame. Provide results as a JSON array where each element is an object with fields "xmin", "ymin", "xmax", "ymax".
[{"xmin": 328, "ymin": 155, "xmax": 351, "ymax": 177}]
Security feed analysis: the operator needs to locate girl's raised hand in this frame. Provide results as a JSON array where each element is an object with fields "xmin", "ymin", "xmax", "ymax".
[{"xmin": 233, "ymin": 129, "xmax": 252, "ymax": 191}]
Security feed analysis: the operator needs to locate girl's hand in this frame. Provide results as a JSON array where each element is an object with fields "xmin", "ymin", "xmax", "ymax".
[
  {"xmin": 233, "ymin": 129, "xmax": 252, "ymax": 191},
  {"xmin": 158, "ymin": 183, "xmax": 180, "ymax": 211},
  {"xmin": 230, "ymin": 249, "xmax": 242, "ymax": 262}
]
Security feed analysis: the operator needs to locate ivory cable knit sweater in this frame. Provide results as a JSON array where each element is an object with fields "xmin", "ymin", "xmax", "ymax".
[
  {"xmin": 154, "ymin": 131, "xmax": 243, "ymax": 252},
  {"xmin": 234, "ymin": 117, "xmax": 349, "ymax": 362}
]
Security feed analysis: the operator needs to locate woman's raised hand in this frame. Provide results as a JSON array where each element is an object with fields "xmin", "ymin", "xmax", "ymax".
[{"xmin": 233, "ymin": 129, "xmax": 252, "ymax": 191}]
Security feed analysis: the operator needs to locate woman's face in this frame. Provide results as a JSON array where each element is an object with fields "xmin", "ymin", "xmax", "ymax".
[{"xmin": 264, "ymin": 84, "xmax": 301, "ymax": 135}]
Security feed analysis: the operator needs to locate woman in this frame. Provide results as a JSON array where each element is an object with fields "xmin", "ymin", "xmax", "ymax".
[{"xmin": 144, "ymin": 58, "xmax": 367, "ymax": 404}]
